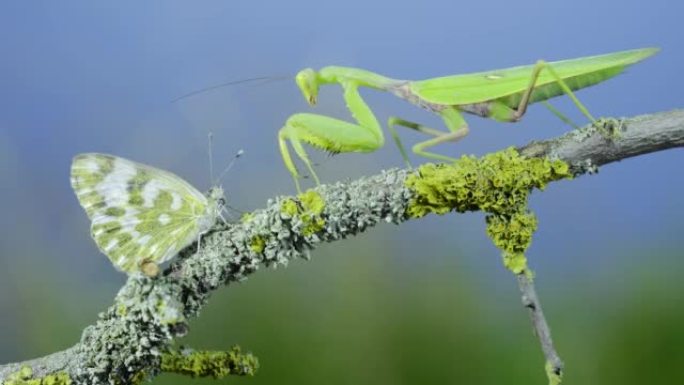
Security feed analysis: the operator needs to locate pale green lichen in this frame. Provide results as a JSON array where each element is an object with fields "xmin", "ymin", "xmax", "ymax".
[
  {"xmin": 155, "ymin": 296, "xmax": 185, "ymax": 325},
  {"xmin": 160, "ymin": 346, "xmax": 259, "ymax": 378},
  {"xmin": 405, "ymin": 148, "xmax": 572, "ymax": 274},
  {"xmin": 594, "ymin": 117, "xmax": 624, "ymax": 139},
  {"xmin": 115, "ymin": 303, "xmax": 127, "ymax": 317},
  {"xmin": 571, "ymin": 117, "xmax": 624, "ymax": 142},
  {"xmin": 3, "ymin": 366, "xmax": 71, "ymax": 385},
  {"xmin": 125, "ymin": 370, "xmax": 149, "ymax": 385},
  {"xmin": 76, "ymin": 277, "xmax": 188, "ymax": 384}
]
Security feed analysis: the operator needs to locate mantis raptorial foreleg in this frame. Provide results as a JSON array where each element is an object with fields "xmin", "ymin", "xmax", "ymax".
[
  {"xmin": 279, "ymin": 81, "xmax": 385, "ymax": 192},
  {"xmin": 281, "ymin": 81, "xmax": 471, "ymax": 190}
]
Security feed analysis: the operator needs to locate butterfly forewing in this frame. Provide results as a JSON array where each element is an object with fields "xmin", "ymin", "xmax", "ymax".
[{"xmin": 70, "ymin": 153, "xmax": 219, "ymax": 273}]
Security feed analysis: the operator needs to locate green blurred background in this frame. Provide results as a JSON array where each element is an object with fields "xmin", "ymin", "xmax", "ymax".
[{"xmin": 1, "ymin": 1, "xmax": 683, "ymax": 384}]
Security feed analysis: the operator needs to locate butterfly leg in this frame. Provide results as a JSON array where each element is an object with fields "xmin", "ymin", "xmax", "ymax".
[
  {"xmin": 219, "ymin": 211, "xmax": 229, "ymax": 225},
  {"xmin": 197, "ymin": 232, "xmax": 203, "ymax": 253}
]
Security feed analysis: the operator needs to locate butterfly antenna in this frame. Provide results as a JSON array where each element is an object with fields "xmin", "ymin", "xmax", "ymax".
[
  {"xmin": 172, "ymin": 75, "xmax": 290, "ymax": 103},
  {"xmin": 221, "ymin": 204, "xmax": 244, "ymax": 221},
  {"xmin": 216, "ymin": 149, "xmax": 245, "ymax": 186}
]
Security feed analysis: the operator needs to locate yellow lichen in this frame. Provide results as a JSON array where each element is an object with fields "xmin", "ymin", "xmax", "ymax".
[
  {"xmin": 405, "ymin": 148, "xmax": 571, "ymax": 273},
  {"xmin": 240, "ymin": 212, "xmax": 254, "ymax": 223},
  {"xmin": 4, "ymin": 366, "xmax": 71, "ymax": 385},
  {"xmin": 249, "ymin": 235, "xmax": 266, "ymax": 253},
  {"xmin": 298, "ymin": 191, "xmax": 326, "ymax": 236},
  {"xmin": 486, "ymin": 212, "xmax": 537, "ymax": 274},
  {"xmin": 126, "ymin": 370, "xmax": 149, "ymax": 385},
  {"xmin": 298, "ymin": 190, "xmax": 325, "ymax": 215},
  {"xmin": 279, "ymin": 192, "xmax": 326, "ymax": 236},
  {"xmin": 545, "ymin": 361, "xmax": 563, "ymax": 385},
  {"xmin": 160, "ymin": 346, "xmax": 259, "ymax": 378},
  {"xmin": 280, "ymin": 199, "xmax": 299, "ymax": 218}
]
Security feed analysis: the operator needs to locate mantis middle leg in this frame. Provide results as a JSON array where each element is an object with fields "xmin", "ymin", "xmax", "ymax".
[{"xmin": 387, "ymin": 107, "xmax": 470, "ymax": 164}]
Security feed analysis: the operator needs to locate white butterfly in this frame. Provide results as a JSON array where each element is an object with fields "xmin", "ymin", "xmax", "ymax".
[{"xmin": 70, "ymin": 153, "xmax": 225, "ymax": 275}]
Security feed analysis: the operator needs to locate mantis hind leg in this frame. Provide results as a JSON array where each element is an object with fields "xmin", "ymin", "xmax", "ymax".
[
  {"xmin": 541, "ymin": 101, "xmax": 581, "ymax": 129},
  {"xmin": 386, "ymin": 121, "xmax": 413, "ymax": 168},
  {"xmin": 388, "ymin": 107, "xmax": 469, "ymax": 163},
  {"xmin": 508, "ymin": 60, "xmax": 596, "ymax": 124}
]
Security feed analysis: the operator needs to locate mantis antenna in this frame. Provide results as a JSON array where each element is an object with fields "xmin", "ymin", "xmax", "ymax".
[{"xmin": 172, "ymin": 75, "xmax": 290, "ymax": 103}]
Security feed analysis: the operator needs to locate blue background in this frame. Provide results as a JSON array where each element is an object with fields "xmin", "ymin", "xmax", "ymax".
[{"xmin": 0, "ymin": 1, "xmax": 682, "ymax": 384}]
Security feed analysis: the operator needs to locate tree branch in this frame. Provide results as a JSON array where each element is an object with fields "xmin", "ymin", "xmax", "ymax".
[
  {"xmin": 518, "ymin": 109, "xmax": 684, "ymax": 168},
  {"xmin": 1, "ymin": 109, "xmax": 682, "ymax": 385},
  {"xmin": 517, "ymin": 273, "xmax": 563, "ymax": 384}
]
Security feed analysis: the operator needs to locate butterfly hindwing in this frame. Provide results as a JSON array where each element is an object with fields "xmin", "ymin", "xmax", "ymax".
[{"xmin": 70, "ymin": 153, "xmax": 220, "ymax": 273}]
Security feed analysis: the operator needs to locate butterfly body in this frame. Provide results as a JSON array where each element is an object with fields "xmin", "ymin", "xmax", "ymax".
[{"xmin": 70, "ymin": 153, "xmax": 223, "ymax": 274}]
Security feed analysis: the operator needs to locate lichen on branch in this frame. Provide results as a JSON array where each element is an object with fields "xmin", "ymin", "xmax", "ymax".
[
  {"xmin": 406, "ymin": 148, "xmax": 572, "ymax": 273},
  {"xmin": 3, "ymin": 366, "xmax": 71, "ymax": 385},
  {"xmin": 160, "ymin": 346, "xmax": 259, "ymax": 378}
]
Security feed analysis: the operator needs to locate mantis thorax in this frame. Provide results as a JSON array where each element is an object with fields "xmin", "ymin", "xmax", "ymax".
[{"xmin": 318, "ymin": 66, "xmax": 397, "ymax": 90}]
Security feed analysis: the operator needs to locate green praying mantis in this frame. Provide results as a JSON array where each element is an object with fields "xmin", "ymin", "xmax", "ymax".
[{"xmin": 278, "ymin": 47, "xmax": 659, "ymax": 192}]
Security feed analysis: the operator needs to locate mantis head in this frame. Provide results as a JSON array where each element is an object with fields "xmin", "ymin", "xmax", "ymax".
[{"xmin": 295, "ymin": 68, "xmax": 319, "ymax": 105}]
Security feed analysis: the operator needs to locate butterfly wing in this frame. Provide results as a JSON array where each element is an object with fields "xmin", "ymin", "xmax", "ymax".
[{"xmin": 70, "ymin": 153, "xmax": 215, "ymax": 273}]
